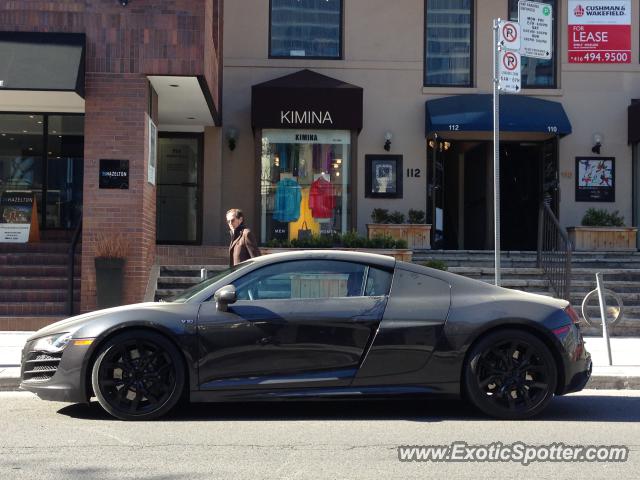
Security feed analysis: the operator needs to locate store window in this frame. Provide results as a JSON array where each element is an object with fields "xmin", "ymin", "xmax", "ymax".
[
  {"xmin": 0, "ymin": 113, "xmax": 83, "ymax": 230},
  {"xmin": 509, "ymin": 0, "xmax": 556, "ymax": 88},
  {"xmin": 260, "ymin": 129, "xmax": 350, "ymax": 244},
  {"xmin": 424, "ymin": 0, "xmax": 474, "ymax": 87},
  {"xmin": 270, "ymin": 0, "xmax": 342, "ymax": 58}
]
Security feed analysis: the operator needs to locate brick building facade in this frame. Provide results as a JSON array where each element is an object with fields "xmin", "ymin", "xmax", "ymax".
[{"xmin": 0, "ymin": 1, "xmax": 222, "ymax": 326}]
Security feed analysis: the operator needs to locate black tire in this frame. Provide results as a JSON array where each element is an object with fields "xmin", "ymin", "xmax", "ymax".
[
  {"xmin": 463, "ymin": 329, "xmax": 558, "ymax": 420},
  {"xmin": 91, "ymin": 330, "xmax": 185, "ymax": 421}
]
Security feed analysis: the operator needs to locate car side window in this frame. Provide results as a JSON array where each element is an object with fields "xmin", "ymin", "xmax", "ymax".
[
  {"xmin": 234, "ymin": 260, "xmax": 371, "ymax": 300},
  {"xmin": 364, "ymin": 267, "xmax": 393, "ymax": 296}
]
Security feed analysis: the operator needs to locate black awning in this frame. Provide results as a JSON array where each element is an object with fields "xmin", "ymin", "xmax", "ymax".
[
  {"xmin": 426, "ymin": 94, "xmax": 572, "ymax": 137},
  {"xmin": 252, "ymin": 69, "xmax": 363, "ymax": 130},
  {"xmin": 0, "ymin": 32, "xmax": 85, "ymax": 97},
  {"xmin": 628, "ymin": 100, "xmax": 640, "ymax": 144}
]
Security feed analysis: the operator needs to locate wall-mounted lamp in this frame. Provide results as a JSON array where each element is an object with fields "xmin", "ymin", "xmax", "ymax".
[
  {"xmin": 592, "ymin": 132, "xmax": 604, "ymax": 154},
  {"xmin": 120, "ymin": 0, "xmax": 129, "ymax": 6},
  {"xmin": 226, "ymin": 127, "xmax": 238, "ymax": 151},
  {"xmin": 384, "ymin": 131, "xmax": 393, "ymax": 151},
  {"xmin": 428, "ymin": 139, "xmax": 451, "ymax": 151}
]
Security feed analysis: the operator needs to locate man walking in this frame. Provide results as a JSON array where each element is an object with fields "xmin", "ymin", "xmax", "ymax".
[{"xmin": 226, "ymin": 208, "xmax": 261, "ymax": 266}]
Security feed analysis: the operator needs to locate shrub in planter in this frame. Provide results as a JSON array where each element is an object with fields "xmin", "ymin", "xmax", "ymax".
[
  {"xmin": 371, "ymin": 208, "xmax": 391, "ymax": 224},
  {"xmin": 422, "ymin": 259, "xmax": 448, "ymax": 271},
  {"xmin": 94, "ymin": 233, "xmax": 129, "ymax": 309},
  {"xmin": 407, "ymin": 209, "xmax": 426, "ymax": 224},
  {"xmin": 581, "ymin": 208, "xmax": 625, "ymax": 227}
]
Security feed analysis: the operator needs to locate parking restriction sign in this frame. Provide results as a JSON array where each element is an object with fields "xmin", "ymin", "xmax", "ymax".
[
  {"xmin": 499, "ymin": 20, "xmax": 521, "ymax": 51},
  {"xmin": 499, "ymin": 50, "xmax": 521, "ymax": 93}
]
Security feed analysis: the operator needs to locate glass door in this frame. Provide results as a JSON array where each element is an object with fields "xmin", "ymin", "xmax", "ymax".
[{"xmin": 156, "ymin": 134, "xmax": 202, "ymax": 244}]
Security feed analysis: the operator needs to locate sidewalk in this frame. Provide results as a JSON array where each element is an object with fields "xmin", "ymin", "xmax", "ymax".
[{"xmin": 1, "ymin": 332, "xmax": 639, "ymax": 391}]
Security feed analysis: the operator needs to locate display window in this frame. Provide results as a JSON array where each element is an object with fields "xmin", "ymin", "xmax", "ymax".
[{"xmin": 260, "ymin": 129, "xmax": 350, "ymax": 244}]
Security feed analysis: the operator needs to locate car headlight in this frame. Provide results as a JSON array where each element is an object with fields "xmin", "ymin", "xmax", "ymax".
[{"xmin": 32, "ymin": 332, "xmax": 73, "ymax": 353}]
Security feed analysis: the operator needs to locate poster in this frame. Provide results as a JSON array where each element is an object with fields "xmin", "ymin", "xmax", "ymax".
[
  {"xmin": 148, "ymin": 115, "xmax": 157, "ymax": 185},
  {"xmin": 568, "ymin": 0, "xmax": 631, "ymax": 63},
  {"xmin": 0, "ymin": 191, "xmax": 34, "ymax": 243},
  {"xmin": 575, "ymin": 157, "xmax": 615, "ymax": 202}
]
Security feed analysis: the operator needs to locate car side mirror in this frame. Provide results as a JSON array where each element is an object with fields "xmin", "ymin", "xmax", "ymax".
[{"xmin": 214, "ymin": 285, "xmax": 237, "ymax": 312}]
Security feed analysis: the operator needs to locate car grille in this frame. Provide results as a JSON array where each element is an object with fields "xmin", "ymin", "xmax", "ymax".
[{"xmin": 22, "ymin": 352, "xmax": 63, "ymax": 383}]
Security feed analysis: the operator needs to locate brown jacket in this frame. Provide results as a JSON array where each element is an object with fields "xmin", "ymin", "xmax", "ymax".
[{"xmin": 229, "ymin": 227, "xmax": 261, "ymax": 266}]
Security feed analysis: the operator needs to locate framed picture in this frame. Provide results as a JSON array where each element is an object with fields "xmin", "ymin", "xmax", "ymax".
[
  {"xmin": 575, "ymin": 157, "xmax": 615, "ymax": 202},
  {"xmin": 365, "ymin": 154, "xmax": 403, "ymax": 198}
]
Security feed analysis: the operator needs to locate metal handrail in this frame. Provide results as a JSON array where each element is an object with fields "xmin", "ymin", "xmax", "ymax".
[
  {"xmin": 67, "ymin": 214, "xmax": 82, "ymax": 315},
  {"xmin": 537, "ymin": 202, "xmax": 572, "ymax": 301}
]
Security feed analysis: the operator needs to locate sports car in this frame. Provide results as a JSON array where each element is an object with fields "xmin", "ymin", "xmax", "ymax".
[{"xmin": 20, "ymin": 250, "xmax": 591, "ymax": 420}]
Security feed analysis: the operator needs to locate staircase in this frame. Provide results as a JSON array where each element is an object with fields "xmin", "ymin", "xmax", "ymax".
[
  {"xmin": 0, "ymin": 239, "xmax": 81, "ymax": 331},
  {"xmin": 414, "ymin": 250, "xmax": 640, "ymax": 336},
  {"xmin": 155, "ymin": 265, "xmax": 228, "ymax": 301}
]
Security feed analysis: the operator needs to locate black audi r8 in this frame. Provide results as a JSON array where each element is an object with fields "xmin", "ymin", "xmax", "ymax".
[{"xmin": 20, "ymin": 250, "xmax": 591, "ymax": 420}]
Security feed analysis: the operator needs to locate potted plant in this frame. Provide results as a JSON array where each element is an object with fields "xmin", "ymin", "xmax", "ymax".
[
  {"xmin": 94, "ymin": 233, "xmax": 129, "ymax": 308},
  {"xmin": 366, "ymin": 208, "xmax": 431, "ymax": 249},
  {"xmin": 567, "ymin": 208, "xmax": 637, "ymax": 251}
]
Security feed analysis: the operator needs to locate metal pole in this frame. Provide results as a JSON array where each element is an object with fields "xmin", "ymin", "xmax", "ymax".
[
  {"xmin": 493, "ymin": 19, "xmax": 501, "ymax": 286},
  {"xmin": 431, "ymin": 133, "xmax": 438, "ymax": 248},
  {"xmin": 595, "ymin": 272, "xmax": 613, "ymax": 366}
]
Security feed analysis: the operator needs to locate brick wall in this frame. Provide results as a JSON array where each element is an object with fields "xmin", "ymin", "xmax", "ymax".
[{"xmin": 0, "ymin": 0, "xmax": 222, "ymax": 312}]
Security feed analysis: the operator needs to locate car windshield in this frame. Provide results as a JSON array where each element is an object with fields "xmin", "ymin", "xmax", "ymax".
[{"xmin": 167, "ymin": 261, "xmax": 255, "ymax": 303}]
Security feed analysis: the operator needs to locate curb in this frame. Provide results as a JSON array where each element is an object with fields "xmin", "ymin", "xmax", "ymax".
[{"xmin": 1, "ymin": 376, "xmax": 640, "ymax": 393}]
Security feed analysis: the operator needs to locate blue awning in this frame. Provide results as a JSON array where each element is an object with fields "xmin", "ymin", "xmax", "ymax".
[{"xmin": 425, "ymin": 94, "xmax": 572, "ymax": 137}]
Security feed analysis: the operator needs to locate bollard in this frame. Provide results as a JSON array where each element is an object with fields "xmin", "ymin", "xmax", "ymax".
[
  {"xmin": 200, "ymin": 268, "xmax": 207, "ymax": 281},
  {"xmin": 595, "ymin": 272, "xmax": 613, "ymax": 366}
]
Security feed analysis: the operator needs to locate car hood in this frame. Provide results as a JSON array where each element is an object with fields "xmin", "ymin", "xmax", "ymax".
[{"xmin": 28, "ymin": 302, "xmax": 163, "ymax": 340}]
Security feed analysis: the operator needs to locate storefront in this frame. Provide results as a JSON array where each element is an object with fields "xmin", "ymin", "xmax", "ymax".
[{"xmin": 251, "ymin": 70, "xmax": 363, "ymax": 244}]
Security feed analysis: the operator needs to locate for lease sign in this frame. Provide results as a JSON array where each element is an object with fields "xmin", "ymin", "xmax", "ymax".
[{"xmin": 568, "ymin": 0, "xmax": 631, "ymax": 63}]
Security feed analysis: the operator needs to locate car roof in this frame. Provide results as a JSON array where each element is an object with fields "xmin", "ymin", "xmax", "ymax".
[{"xmin": 248, "ymin": 249, "xmax": 397, "ymax": 269}]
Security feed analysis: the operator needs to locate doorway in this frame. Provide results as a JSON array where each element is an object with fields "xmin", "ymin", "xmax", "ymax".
[
  {"xmin": 156, "ymin": 133, "xmax": 203, "ymax": 244},
  {"xmin": 429, "ymin": 139, "xmax": 556, "ymax": 251}
]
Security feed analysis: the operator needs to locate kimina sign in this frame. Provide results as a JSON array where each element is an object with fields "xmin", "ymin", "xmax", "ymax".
[
  {"xmin": 280, "ymin": 110, "xmax": 333, "ymax": 126},
  {"xmin": 569, "ymin": 0, "xmax": 631, "ymax": 63}
]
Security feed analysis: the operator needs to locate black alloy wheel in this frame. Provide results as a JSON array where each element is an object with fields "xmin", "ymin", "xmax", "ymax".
[
  {"xmin": 91, "ymin": 330, "xmax": 185, "ymax": 420},
  {"xmin": 464, "ymin": 329, "xmax": 557, "ymax": 419}
]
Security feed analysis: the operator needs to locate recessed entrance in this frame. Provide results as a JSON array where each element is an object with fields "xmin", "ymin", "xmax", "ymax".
[{"xmin": 428, "ymin": 139, "xmax": 558, "ymax": 251}]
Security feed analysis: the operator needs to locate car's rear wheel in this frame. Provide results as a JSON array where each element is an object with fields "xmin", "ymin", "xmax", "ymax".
[
  {"xmin": 91, "ymin": 330, "xmax": 185, "ymax": 421},
  {"xmin": 464, "ymin": 329, "xmax": 557, "ymax": 419}
]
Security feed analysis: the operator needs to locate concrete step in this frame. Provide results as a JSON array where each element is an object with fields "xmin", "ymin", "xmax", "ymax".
[
  {"xmin": 0, "ymin": 289, "xmax": 79, "ymax": 303},
  {"xmin": 0, "ymin": 253, "xmax": 73, "ymax": 266},
  {"xmin": 0, "ymin": 316, "xmax": 66, "ymax": 331},
  {"xmin": 0, "ymin": 265, "xmax": 80, "ymax": 277},
  {"xmin": 0, "ymin": 302, "xmax": 78, "ymax": 316},
  {"xmin": 0, "ymin": 277, "xmax": 81, "ymax": 290},
  {"xmin": 0, "ymin": 242, "xmax": 73, "ymax": 254}
]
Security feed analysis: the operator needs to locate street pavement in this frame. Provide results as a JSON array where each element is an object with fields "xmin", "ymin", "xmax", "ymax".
[
  {"xmin": 0, "ymin": 390, "xmax": 639, "ymax": 479},
  {"xmin": 2, "ymin": 332, "xmax": 639, "ymax": 390}
]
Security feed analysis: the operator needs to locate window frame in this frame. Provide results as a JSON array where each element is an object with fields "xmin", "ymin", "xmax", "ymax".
[
  {"xmin": 507, "ymin": 0, "xmax": 558, "ymax": 89},
  {"xmin": 423, "ymin": 0, "xmax": 475, "ymax": 88},
  {"xmin": 268, "ymin": 0, "xmax": 344, "ymax": 60}
]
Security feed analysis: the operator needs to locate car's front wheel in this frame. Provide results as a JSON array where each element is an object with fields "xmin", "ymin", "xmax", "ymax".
[
  {"xmin": 464, "ymin": 329, "xmax": 557, "ymax": 419},
  {"xmin": 91, "ymin": 330, "xmax": 185, "ymax": 420}
]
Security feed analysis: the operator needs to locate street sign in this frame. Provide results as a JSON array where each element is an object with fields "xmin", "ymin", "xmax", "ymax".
[
  {"xmin": 518, "ymin": 0, "xmax": 552, "ymax": 59},
  {"xmin": 499, "ymin": 50, "xmax": 521, "ymax": 93},
  {"xmin": 499, "ymin": 20, "xmax": 521, "ymax": 51}
]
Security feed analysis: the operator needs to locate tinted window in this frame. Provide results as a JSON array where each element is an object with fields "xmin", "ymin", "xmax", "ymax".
[
  {"xmin": 424, "ymin": 0, "xmax": 473, "ymax": 86},
  {"xmin": 234, "ymin": 260, "xmax": 391, "ymax": 300},
  {"xmin": 270, "ymin": 0, "xmax": 342, "ymax": 58}
]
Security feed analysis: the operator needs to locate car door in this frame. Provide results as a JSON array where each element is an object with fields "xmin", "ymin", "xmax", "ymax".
[{"xmin": 197, "ymin": 259, "xmax": 393, "ymax": 390}]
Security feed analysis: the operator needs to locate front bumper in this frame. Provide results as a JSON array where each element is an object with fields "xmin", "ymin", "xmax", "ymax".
[{"xmin": 19, "ymin": 338, "xmax": 93, "ymax": 403}]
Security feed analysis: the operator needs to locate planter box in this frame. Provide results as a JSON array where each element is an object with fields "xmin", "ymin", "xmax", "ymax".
[
  {"xmin": 366, "ymin": 224, "xmax": 431, "ymax": 250},
  {"xmin": 567, "ymin": 227, "xmax": 638, "ymax": 251},
  {"xmin": 262, "ymin": 247, "xmax": 412, "ymax": 262},
  {"xmin": 95, "ymin": 257, "xmax": 125, "ymax": 308}
]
